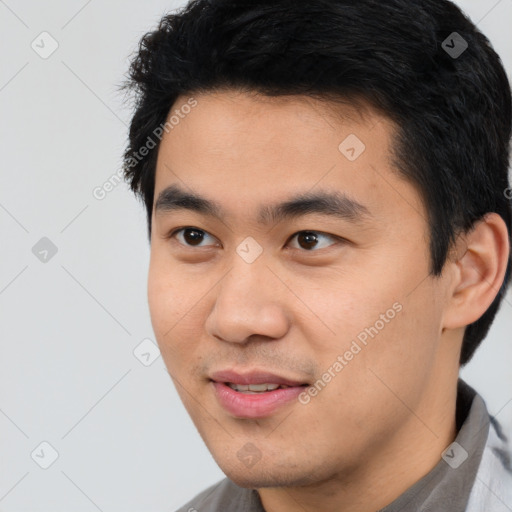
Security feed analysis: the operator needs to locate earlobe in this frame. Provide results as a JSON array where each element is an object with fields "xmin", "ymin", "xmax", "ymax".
[{"xmin": 443, "ymin": 213, "xmax": 510, "ymax": 331}]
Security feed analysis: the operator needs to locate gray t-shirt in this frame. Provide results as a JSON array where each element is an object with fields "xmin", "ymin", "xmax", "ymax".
[{"xmin": 175, "ymin": 379, "xmax": 498, "ymax": 511}]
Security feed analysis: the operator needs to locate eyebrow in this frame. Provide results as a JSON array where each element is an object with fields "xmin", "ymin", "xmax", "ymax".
[{"xmin": 154, "ymin": 184, "xmax": 372, "ymax": 225}]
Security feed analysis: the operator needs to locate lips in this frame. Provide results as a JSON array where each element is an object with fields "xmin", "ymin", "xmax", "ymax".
[
  {"xmin": 209, "ymin": 369, "xmax": 310, "ymax": 418},
  {"xmin": 209, "ymin": 369, "xmax": 309, "ymax": 387}
]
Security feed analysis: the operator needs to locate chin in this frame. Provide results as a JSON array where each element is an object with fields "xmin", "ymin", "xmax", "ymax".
[{"xmin": 221, "ymin": 462, "xmax": 318, "ymax": 489}]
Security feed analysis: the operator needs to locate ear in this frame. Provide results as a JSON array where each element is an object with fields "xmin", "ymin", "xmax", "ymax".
[{"xmin": 442, "ymin": 213, "xmax": 510, "ymax": 331}]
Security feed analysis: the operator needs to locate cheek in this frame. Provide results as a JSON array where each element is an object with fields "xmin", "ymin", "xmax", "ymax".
[
  {"xmin": 147, "ymin": 265, "xmax": 178, "ymax": 337},
  {"xmin": 147, "ymin": 258, "xmax": 195, "ymax": 355},
  {"xmin": 344, "ymin": 285, "xmax": 443, "ymax": 404},
  {"xmin": 304, "ymin": 275, "xmax": 400, "ymax": 348},
  {"xmin": 307, "ymin": 264, "xmax": 443, "ymax": 390},
  {"xmin": 303, "ymin": 292, "xmax": 444, "ymax": 450},
  {"xmin": 148, "ymin": 249, "xmax": 201, "ymax": 330}
]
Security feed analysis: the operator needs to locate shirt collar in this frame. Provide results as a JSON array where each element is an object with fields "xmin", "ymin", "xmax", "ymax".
[{"xmin": 378, "ymin": 378, "xmax": 490, "ymax": 512}]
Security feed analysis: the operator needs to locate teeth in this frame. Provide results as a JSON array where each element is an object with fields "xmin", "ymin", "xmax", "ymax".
[{"xmin": 227, "ymin": 382, "xmax": 284, "ymax": 392}]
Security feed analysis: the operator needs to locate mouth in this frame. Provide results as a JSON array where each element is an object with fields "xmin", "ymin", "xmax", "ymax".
[
  {"xmin": 223, "ymin": 382, "xmax": 303, "ymax": 393},
  {"xmin": 209, "ymin": 369, "xmax": 310, "ymax": 418}
]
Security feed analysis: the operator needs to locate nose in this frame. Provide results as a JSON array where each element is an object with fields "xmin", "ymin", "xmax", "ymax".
[{"xmin": 204, "ymin": 257, "xmax": 290, "ymax": 344}]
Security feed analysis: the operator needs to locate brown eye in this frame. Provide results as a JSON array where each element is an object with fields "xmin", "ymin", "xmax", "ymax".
[
  {"xmin": 288, "ymin": 231, "xmax": 338, "ymax": 251},
  {"xmin": 182, "ymin": 228, "xmax": 204, "ymax": 246},
  {"xmin": 172, "ymin": 227, "xmax": 218, "ymax": 247}
]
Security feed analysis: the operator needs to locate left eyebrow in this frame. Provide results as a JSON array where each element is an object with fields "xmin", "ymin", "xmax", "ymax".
[
  {"xmin": 259, "ymin": 189, "xmax": 371, "ymax": 225},
  {"xmin": 154, "ymin": 184, "xmax": 372, "ymax": 225}
]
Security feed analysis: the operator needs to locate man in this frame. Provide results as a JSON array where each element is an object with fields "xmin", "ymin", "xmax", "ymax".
[{"xmin": 122, "ymin": 0, "xmax": 512, "ymax": 510}]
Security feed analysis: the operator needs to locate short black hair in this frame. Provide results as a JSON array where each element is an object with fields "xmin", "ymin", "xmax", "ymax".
[{"xmin": 121, "ymin": 0, "xmax": 512, "ymax": 366}]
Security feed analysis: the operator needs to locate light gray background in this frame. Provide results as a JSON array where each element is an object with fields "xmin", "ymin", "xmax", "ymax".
[{"xmin": 0, "ymin": 1, "xmax": 511, "ymax": 510}]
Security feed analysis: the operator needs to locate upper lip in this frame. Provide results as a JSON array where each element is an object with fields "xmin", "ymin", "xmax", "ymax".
[{"xmin": 210, "ymin": 369, "xmax": 309, "ymax": 387}]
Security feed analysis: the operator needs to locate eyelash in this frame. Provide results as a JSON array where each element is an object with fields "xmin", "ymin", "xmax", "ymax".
[{"xmin": 166, "ymin": 226, "xmax": 343, "ymax": 252}]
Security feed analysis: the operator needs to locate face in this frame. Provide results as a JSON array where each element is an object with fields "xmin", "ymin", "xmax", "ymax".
[{"xmin": 148, "ymin": 90, "xmax": 455, "ymax": 488}]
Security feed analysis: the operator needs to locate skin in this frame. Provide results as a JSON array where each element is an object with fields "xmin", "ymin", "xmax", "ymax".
[{"xmin": 148, "ymin": 90, "xmax": 509, "ymax": 512}]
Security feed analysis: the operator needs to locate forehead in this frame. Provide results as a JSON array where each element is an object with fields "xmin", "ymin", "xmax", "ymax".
[
  {"xmin": 153, "ymin": 90, "xmax": 425, "ymax": 226},
  {"xmin": 167, "ymin": 89, "xmax": 385, "ymax": 144}
]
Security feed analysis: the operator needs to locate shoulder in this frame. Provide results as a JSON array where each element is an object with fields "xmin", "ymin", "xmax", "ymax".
[
  {"xmin": 466, "ymin": 416, "xmax": 512, "ymax": 512},
  {"xmin": 174, "ymin": 477, "xmax": 263, "ymax": 512}
]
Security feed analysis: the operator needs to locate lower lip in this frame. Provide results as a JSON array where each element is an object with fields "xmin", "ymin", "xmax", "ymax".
[{"xmin": 211, "ymin": 381, "xmax": 307, "ymax": 418}]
